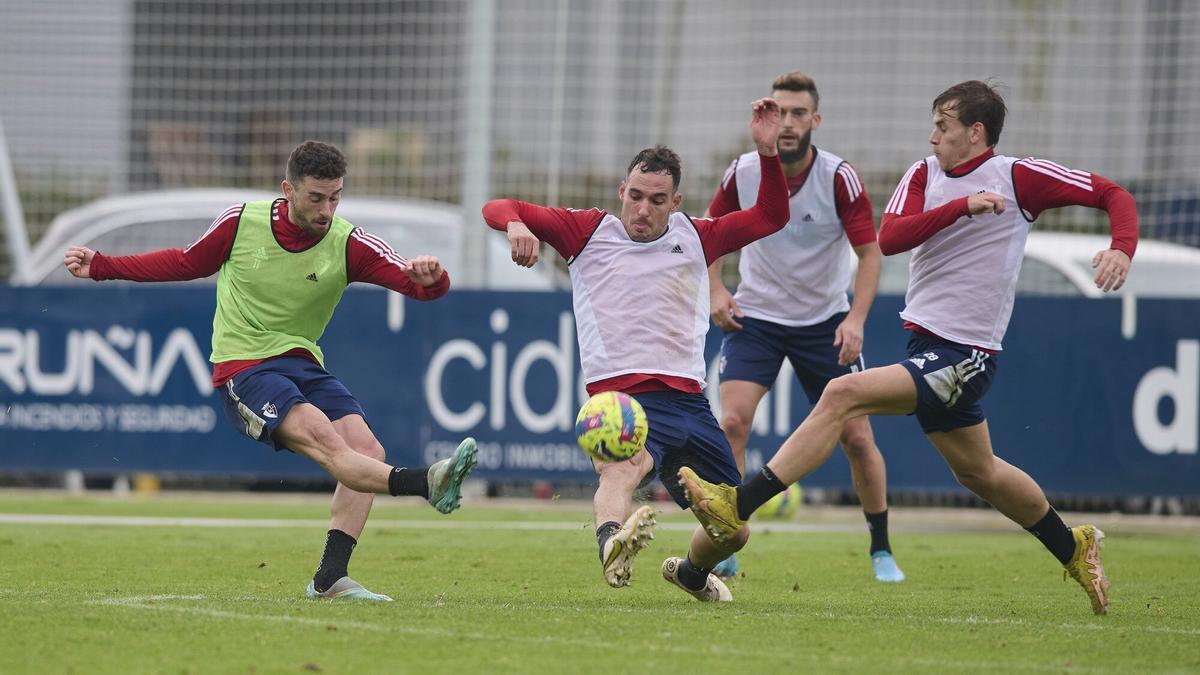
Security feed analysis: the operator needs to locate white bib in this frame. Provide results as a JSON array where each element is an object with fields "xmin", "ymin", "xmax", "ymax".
[{"xmin": 569, "ymin": 212, "xmax": 710, "ymax": 385}]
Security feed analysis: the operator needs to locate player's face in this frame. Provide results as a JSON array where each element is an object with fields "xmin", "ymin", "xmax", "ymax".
[
  {"xmin": 773, "ymin": 89, "xmax": 820, "ymax": 165},
  {"xmin": 929, "ymin": 105, "xmax": 980, "ymax": 172},
  {"xmin": 283, "ymin": 176, "xmax": 343, "ymax": 237},
  {"xmin": 618, "ymin": 169, "xmax": 681, "ymax": 242}
]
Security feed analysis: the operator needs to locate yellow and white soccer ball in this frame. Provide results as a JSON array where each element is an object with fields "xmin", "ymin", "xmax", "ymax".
[
  {"xmin": 574, "ymin": 391, "xmax": 648, "ymax": 462},
  {"xmin": 754, "ymin": 483, "xmax": 803, "ymax": 520}
]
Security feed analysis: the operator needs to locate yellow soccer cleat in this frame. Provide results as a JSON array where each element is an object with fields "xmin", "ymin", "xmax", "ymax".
[
  {"xmin": 676, "ymin": 467, "xmax": 744, "ymax": 544},
  {"xmin": 1063, "ymin": 524, "xmax": 1110, "ymax": 615}
]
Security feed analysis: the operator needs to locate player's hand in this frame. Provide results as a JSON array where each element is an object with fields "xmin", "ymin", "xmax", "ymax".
[
  {"xmin": 64, "ymin": 246, "xmax": 95, "ymax": 279},
  {"xmin": 833, "ymin": 316, "xmax": 865, "ymax": 366},
  {"xmin": 404, "ymin": 255, "xmax": 444, "ymax": 286},
  {"xmin": 967, "ymin": 192, "xmax": 1005, "ymax": 216},
  {"xmin": 506, "ymin": 221, "xmax": 540, "ymax": 268},
  {"xmin": 1092, "ymin": 248, "xmax": 1130, "ymax": 292},
  {"xmin": 750, "ymin": 98, "xmax": 782, "ymax": 156},
  {"xmin": 710, "ymin": 285, "xmax": 744, "ymax": 331}
]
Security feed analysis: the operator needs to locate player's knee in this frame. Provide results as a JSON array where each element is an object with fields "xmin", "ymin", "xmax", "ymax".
[
  {"xmin": 816, "ymin": 374, "xmax": 861, "ymax": 417},
  {"xmin": 351, "ymin": 439, "xmax": 386, "ymax": 463},
  {"xmin": 840, "ymin": 427, "xmax": 877, "ymax": 459},
  {"xmin": 952, "ymin": 464, "xmax": 994, "ymax": 493},
  {"xmin": 720, "ymin": 410, "xmax": 753, "ymax": 442},
  {"xmin": 596, "ymin": 457, "xmax": 645, "ymax": 488}
]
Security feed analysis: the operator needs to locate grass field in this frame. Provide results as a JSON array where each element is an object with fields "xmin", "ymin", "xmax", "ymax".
[{"xmin": 1, "ymin": 491, "xmax": 1198, "ymax": 674}]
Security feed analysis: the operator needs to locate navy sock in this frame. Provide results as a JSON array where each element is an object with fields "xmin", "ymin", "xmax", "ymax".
[
  {"xmin": 313, "ymin": 529, "xmax": 356, "ymax": 592},
  {"xmin": 865, "ymin": 510, "xmax": 891, "ymax": 555},
  {"xmin": 596, "ymin": 521, "xmax": 621, "ymax": 562},
  {"xmin": 676, "ymin": 556, "xmax": 712, "ymax": 592},
  {"xmin": 735, "ymin": 466, "xmax": 786, "ymax": 521},
  {"xmin": 388, "ymin": 467, "xmax": 429, "ymax": 498},
  {"xmin": 1025, "ymin": 507, "xmax": 1076, "ymax": 565}
]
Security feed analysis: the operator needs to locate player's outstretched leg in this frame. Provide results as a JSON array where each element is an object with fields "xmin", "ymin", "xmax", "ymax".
[
  {"xmin": 306, "ymin": 576, "xmax": 393, "ymax": 602},
  {"xmin": 600, "ymin": 505, "xmax": 657, "ymax": 588},
  {"xmin": 677, "ymin": 467, "xmax": 744, "ymax": 543},
  {"xmin": 661, "ymin": 557, "xmax": 732, "ymax": 602},
  {"xmin": 427, "ymin": 437, "xmax": 478, "ymax": 514},
  {"xmin": 1063, "ymin": 524, "xmax": 1110, "ymax": 615}
]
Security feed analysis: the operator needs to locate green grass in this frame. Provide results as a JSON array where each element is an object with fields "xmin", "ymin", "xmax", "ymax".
[{"xmin": 1, "ymin": 493, "xmax": 1198, "ymax": 674}]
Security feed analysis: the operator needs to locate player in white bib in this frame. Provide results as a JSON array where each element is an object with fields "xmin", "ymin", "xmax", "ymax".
[
  {"xmin": 679, "ymin": 81, "xmax": 1137, "ymax": 615},
  {"xmin": 707, "ymin": 72, "xmax": 903, "ymax": 583},
  {"xmin": 483, "ymin": 99, "xmax": 789, "ymax": 601}
]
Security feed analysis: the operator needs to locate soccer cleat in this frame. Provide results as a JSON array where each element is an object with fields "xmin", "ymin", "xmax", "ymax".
[
  {"xmin": 677, "ymin": 466, "xmax": 744, "ymax": 544},
  {"xmin": 1063, "ymin": 524, "xmax": 1110, "ymax": 615},
  {"xmin": 305, "ymin": 576, "xmax": 393, "ymax": 601},
  {"xmin": 601, "ymin": 505, "xmax": 657, "ymax": 588},
  {"xmin": 712, "ymin": 554, "xmax": 739, "ymax": 580},
  {"xmin": 871, "ymin": 551, "xmax": 906, "ymax": 583},
  {"xmin": 661, "ymin": 557, "xmax": 732, "ymax": 602},
  {"xmin": 427, "ymin": 437, "xmax": 478, "ymax": 514}
]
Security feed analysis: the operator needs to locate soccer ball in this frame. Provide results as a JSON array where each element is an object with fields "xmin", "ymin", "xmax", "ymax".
[
  {"xmin": 574, "ymin": 391, "xmax": 648, "ymax": 462},
  {"xmin": 755, "ymin": 483, "xmax": 802, "ymax": 520}
]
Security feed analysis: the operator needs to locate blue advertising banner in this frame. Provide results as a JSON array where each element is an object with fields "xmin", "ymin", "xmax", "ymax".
[{"xmin": 0, "ymin": 286, "xmax": 1196, "ymax": 496}]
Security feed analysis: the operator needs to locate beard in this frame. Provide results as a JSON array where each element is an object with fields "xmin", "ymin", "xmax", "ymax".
[{"xmin": 777, "ymin": 131, "xmax": 812, "ymax": 165}]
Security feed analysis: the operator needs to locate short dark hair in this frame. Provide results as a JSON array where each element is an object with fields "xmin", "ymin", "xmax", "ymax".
[
  {"xmin": 286, "ymin": 140, "xmax": 347, "ymax": 184},
  {"xmin": 771, "ymin": 71, "xmax": 820, "ymax": 110},
  {"xmin": 932, "ymin": 80, "xmax": 1007, "ymax": 146},
  {"xmin": 626, "ymin": 145, "xmax": 682, "ymax": 190}
]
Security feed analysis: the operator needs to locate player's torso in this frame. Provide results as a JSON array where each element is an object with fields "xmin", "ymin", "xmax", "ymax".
[
  {"xmin": 212, "ymin": 200, "xmax": 353, "ymax": 360},
  {"xmin": 904, "ymin": 154, "xmax": 1029, "ymax": 349},
  {"xmin": 568, "ymin": 212, "xmax": 709, "ymax": 383},
  {"xmin": 733, "ymin": 148, "xmax": 853, "ymax": 326}
]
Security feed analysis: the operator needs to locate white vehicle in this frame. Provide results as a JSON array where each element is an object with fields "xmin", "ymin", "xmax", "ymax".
[
  {"xmin": 875, "ymin": 231, "xmax": 1200, "ymax": 298},
  {"xmin": 24, "ymin": 189, "xmax": 566, "ymax": 289}
]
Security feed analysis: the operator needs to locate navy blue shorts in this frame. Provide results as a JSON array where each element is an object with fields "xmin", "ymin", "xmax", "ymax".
[
  {"xmin": 898, "ymin": 333, "xmax": 998, "ymax": 434},
  {"xmin": 218, "ymin": 356, "xmax": 366, "ymax": 452},
  {"xmin": 719, "ymin": 313, "xmax": 864, "ymax": 404},
  {"xmin": 633, "ymin": 391, "xmax": 742, "ymax": 509}
]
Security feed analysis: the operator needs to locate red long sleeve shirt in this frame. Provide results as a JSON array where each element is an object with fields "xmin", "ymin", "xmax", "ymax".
[
  {"xmin": 90, "ymin": 199, "xmax": 450, "ymax": 386},
  {"xmin": 482, "ymin": 152, "xmax": 789, "ymax": 395}
]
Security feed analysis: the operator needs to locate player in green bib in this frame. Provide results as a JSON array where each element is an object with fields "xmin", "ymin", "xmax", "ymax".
[{"xmin": 64, "ymin": 141, "xmax": 478, "ymax": 601}]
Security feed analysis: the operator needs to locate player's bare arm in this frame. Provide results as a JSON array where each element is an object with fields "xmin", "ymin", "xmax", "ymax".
[
  {"xmin": 63, "ymin": 245, "xmax": 95, "ymax": 279},
  {"xmin": 1092, "ymin": 248, "xmax": 1130, "ymax": 293},
  {"xmin": 506, "ymin": 220, "xmax": 541, "ymax": 267},
  {"xmin": 834, "ymin": 242, "xmax": 881, "ymax": 365}
]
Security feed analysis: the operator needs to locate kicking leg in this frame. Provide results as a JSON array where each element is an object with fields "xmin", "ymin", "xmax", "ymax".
[{"xmin": 593, "ymin": 450, "xmax": 656, "ymax": 588}]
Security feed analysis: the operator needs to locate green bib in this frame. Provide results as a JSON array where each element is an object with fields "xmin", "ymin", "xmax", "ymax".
[{"xmin": 211, "ymin": 200, "xmax": 353, "ymax": 366}]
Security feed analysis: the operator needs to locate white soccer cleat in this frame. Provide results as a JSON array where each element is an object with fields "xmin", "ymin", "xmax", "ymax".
[
  {"xmin": 305, "ymin": 576, "xmax": 393, "ymax": 601},
  {"xmin": 661, "ymin": 557, "xmax": 733, "ymax": 602},
  {"xmin": 600, "ymin": 505, "xmax": 657, "ymax": 588}
]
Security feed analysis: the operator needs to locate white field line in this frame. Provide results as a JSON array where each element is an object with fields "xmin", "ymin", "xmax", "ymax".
[
  {"xmin": 87, "ymin": 595, "xmax": 1117, "ymax": 673},
  {"xmin": 0, "ymin": 512, "xmax": 864, "ymax": 534}
]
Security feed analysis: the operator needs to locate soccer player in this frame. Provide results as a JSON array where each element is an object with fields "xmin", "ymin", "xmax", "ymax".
[
  {"xmin": 706, "ymin": 72, "xmax": 903, "ymax": 583},
  {"xmin": 482, "ymin": 99, "xmax": 789, "ymax": 602},
  {"xmin": 679, "ymin": 80, "xmax": 1136, "ymax": 615},
  {"xmin": 63, "ymin": 141, "xmax": 479, "ymax": 602}
]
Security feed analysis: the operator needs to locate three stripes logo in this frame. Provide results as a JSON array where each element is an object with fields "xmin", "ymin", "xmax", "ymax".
[
  {"xmin": 670, "ymin": 244, "xmax": 683, "ymax": 254},
  {"xmin": 306, "ymin": 272, "xmax": 319, "ymax": 282}
]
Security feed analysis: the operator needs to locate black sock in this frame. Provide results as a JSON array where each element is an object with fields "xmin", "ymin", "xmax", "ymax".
[
  {"xmin": 313, "ymin": 529, "xmax": 357, "ymax": 592},
  {"xmin": 676, "ymin": 556, "xmax": 712, "ymax": 592},
  {"xmin": 595, "ymin": 521, "xmax": 621, "ymax": 563},
  {"xmin": 1025, "ymin": 507, "xmax": 1076, "ymax": 565},
  {"xmin": 735, "ymin": 466, "xmax": 786, "ymax": 521},
  {"xmin": 865, "ymin": 510, "xmax": 891, "ymax": 555},
  {"xmin": 388, "ymin": 467, "xmax": 430, "ymax": 498}
]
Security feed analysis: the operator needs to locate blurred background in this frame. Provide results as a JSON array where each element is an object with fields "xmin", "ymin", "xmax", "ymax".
[{"xmin": 1, "ymin": 1, "xmax": 1197, "ymax": 511}]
